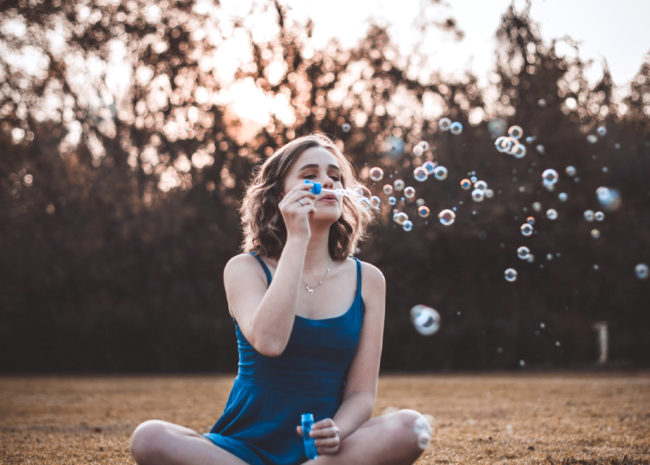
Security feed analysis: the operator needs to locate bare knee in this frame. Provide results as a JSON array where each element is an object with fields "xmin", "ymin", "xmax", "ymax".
[
  {"xmin": 130, "ymin": 419, "xmax": 170, "ymax": 465},
  {"xmin": 392, "ymin": 409, "xmax": 432, "ymax": 456}
]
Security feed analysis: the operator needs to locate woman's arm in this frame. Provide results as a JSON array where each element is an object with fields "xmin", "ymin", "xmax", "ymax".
[
  {"xmin": 224, "ymin": 182, "xmax": 316, "ymax": 357},
  {"xmin": 332, "ymin": 262, "xmax": 386, "ymax": 438}
]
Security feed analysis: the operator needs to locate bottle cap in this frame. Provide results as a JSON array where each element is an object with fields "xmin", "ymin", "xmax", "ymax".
[
  {"xmin": 301, "ymin": 413, "xmax": 314, "ymax": 422},
  {"xmin": 304, "ymin": 180, "xmax": 322, "ymax": 194}
]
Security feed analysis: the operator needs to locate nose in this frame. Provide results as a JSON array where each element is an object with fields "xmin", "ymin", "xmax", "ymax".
[{"xmin": 320, "ymin": 173, "xmax": 334, "ymax": 189}]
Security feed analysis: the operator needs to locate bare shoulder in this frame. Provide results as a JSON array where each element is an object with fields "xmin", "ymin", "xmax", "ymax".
[
  {"xmin": 224, "ymin": 253, "xmax": 266, "ymax": 284},
  {"xmin": 359, "ymin": 260, "xmax": 386, "ymax": 296}
]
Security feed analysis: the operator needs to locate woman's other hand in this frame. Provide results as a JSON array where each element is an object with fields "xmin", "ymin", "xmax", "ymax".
[{"xmin": 296, "ymin": 417, "xmax": 341, "ymax": 455}]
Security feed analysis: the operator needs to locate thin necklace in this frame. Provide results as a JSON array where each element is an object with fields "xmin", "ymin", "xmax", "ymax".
[{"xmin": 302, "ymin": 259, "xmax": 332, "ymax": 294}]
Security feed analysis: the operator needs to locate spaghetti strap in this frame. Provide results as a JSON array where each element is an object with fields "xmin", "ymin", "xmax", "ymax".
[
  {"xmin": 353, "ymin": 256, "xmax": 362, "ymax": 300},
  {"xmin": 250, "ymin": 251, "xmax": 272, "ymax": 286}
]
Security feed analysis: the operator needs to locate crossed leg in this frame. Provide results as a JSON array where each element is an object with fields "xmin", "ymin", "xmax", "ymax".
[
  {"xmin": 129, "ymin": 409, "xmax": 431, "ymax": 465},
  {"xmin": 130, "ymin": 420, "xmax": 248, "ymax": 465},
  {"xmin": 304, "ymin": 409, "xmax": 431, "ymax": 465}
]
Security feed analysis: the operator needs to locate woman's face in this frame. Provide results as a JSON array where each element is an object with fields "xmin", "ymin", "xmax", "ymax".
[{"xmin": 282, "ymin": 146, "xmax": 345, "ymax": 222}]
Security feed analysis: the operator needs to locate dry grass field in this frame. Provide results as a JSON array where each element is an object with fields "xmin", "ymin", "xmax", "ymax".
[{"xmin": 1, "ymin": 372, "xmax": 648, "ymax": 465}]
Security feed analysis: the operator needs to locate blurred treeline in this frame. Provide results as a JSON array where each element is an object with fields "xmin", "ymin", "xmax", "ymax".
[{"xmin": 1, "ymin": 1, "xmax": 648, "ymax": 373}]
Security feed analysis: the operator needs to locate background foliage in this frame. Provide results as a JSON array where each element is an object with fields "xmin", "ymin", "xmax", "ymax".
[{"xmin": 1, "ymin": 0, "xmax": 648, "ymax": 372}]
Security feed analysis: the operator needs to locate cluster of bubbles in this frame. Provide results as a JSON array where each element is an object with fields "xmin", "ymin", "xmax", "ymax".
[
  {"xmin": 438, "ymin": 117, "xmax": 463, "ymax": 135},
  {"xmin": 459, "ymin": 175, "xmax": 495, "ymax": 203},
  {"xmin": 356, "ymin": 116, "xmax": 644, "ymax": 344},
  {"xmin": 494, "ymin": 125, "xmax": 528, "ymax": 158}
]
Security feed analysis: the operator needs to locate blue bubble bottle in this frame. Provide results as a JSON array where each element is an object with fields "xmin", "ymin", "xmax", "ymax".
[{"xmin": 301, "ymin": 413, "xmax": 318, "ymax": 460}]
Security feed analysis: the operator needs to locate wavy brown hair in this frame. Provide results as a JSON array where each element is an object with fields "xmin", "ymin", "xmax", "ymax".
[{"xmin": 240, "ymin": 134, "xmax": 372, "ymax": 260}]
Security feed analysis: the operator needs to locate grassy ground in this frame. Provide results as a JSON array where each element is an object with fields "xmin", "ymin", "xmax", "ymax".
[{"xmin": 1, "ymin": 372, "xmax": 648, "ymax": 464}]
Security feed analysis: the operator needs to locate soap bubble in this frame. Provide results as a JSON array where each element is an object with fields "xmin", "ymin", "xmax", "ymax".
[
  {"xmin": 418, "ymin": 206, "xmax": 430, "ymax": 218},
  {"xmin": 537, "ymin": 98, "xmax": 546, "ymax": 107},
  {"xmin": 597, "ymin": 126, "xmax": 607, "ymax": 136},
  {"xmin": 512, "ymin": 143, "xmax": 527, "ymax": 158},
  {"xmin": 474, "ymin": 180, "xmax": 488, "ymax": 191},
  {"xmin": 590, "ymin": 228, "xmax": 600, "ymax": 239},
  {"xmin": 532, "ymin": 202, "xmax": 542, "ymax": 212},
  {"xmin": 558, "ymin": 192, "xmax": 568, "ymax": 202},
  {"xmin": 413, "ymin": 141, "xmax": 429, "ymax": 157},
  {"xmin": 394, "ymin": 179, "xmax": 405, "ymax": 191},
  {"xmin": 584, "ymin": 210, "xmax": 594, "ymax": 221},
  {"xmin": 526, "ymin": 254, "xmax": 535, "ymax": 263},
  {"xmin": 635, "ymin": 263, "xmax": 649, "ymax": 280},
  {"xmin": 546, "ymin": 208, "xmax": 558, "ymax": 220},
  {"xmin": 438, "ymin": 209, "xmax": 456, "ymax": 226},
  {"xmin": 597, "ymin": 187, "xmax": 622, "ymax": 212},
  {"xmin": 484, "ymin": 188, "xmax": 494, "ymax": 199},
  {"xmin": 470, "ymin": 175, "xmax": 478, "ymax": 183},
  {"xmin": 536, "ymin": 144, "xmax": 545, "ymax": 154},
  {"xmin": 383, "ymin": 184, "xmax": 394, "ymax": 195},
  {"xmin": 402, "ymin": 220, "xmax": 413, "ymax": 232},
  {"xmin": 504, "ymin": 268, "xmax": 518, "ymax": 282},
  {"xmin": 586, "ymin": 134, "xmax": 598, "ymax": 144},
  {"xmin": 411, "ymin": 304, "xmax": 441, "ymax": 335},
  {"xmin": 433, "ymin": 165, "xmax": 448, "ymax": 181},
  {"xmin": 520, "ymin": 223, "xmax": 534, "ymax": 236},
  {"xmin": 388, "ymin": 196, "xmax": 397, "ymax": 206},
  {"xmin": 423, "ymin": 161, "xmax": 436, "ymax": 175},
  {"xmin": 383, "ymin": 136, "xmax": 405, "ymax": 158},
  {"xmin": 594, "ymin": 211, "xmax": 605, "ymax": 221},
  {"xmin": 416, "ymin": 198, "xmax": 425, "ymax": 207},
  {"xmin": 358, "ymin": 196, "xmax": 372, "ymax": 210},
  {"xmin": 342, "ymin": 123, "xmax": 351, "ymax": 132},
  {"xmin": 542, "ymin": 169, "xmax": 559, "ymax": 185},
  {"xmin": 370, "ymin": 195, "xmax": 381, "ymax": 209},
  {"xmin": 450, "ymin": 121, "xmax": 463, "ymax": 135},
  {"xmin": 413, "ymin": 166, "xmax": 428, "ymax": 182},
  {"xmin": 404, "ymin": 186, "xmax": 416, "ymax": 199},
  {"xmin": 565, "ymin": 166, "xmax": 576, "ymax": 176},
  {"xmin": 525, "ymin": 135, "xmax": 537, "ymax": 144},
  {"xmin": 471, "ymin": 189, "xmax": 485, "ymax": 202},
  {"xmin": 369, "ymin": 167, "xmax": 384, "ymax": 182},
  {"xmin": 495, "ymin": 136, "xmax": 513, "ymax": 153},
  {"xmin": 526, "ymin": 216, "xmax": 535, "ymax": 225},
  {"xmin": 394, "ymin": 211, "xmax": 408, "ymax": 225},
  {"xmin": 488, "ymin": 118, "xmax": 507, "ymax": 137},
  {"xmin": 438, "ymin": 117, "xmax": 452, "ymax": 131},
  {"xmin": 508, "ymin": 125, "xmax": 523, "ymax": 139},
  {"xmin": 517, "ymin": 246, "xmax": 530, "ymax": 260},
  {"xmin": 459, "ymin": 178, "xmax": 472, "ymax": 190}
]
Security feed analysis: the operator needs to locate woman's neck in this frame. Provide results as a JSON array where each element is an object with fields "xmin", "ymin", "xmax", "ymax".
[{"xmin": 303, "ymin": 225, "xmax": 332, "ymax": 271}]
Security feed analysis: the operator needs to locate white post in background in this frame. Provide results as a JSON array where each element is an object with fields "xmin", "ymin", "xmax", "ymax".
[{"xmin": 592, "ymin": 321, "xmax": 609, "ymax": 365}]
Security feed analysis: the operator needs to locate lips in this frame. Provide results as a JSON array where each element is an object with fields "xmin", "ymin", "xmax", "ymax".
[{"xmin": 319, "ymin": 194, "xmax": 337, "ymax": 201}]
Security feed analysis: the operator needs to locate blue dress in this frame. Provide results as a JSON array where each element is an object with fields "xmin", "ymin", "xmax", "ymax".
[{"xmin": 203, "ymin": 252, "xmax": 365, "ymax": 465}]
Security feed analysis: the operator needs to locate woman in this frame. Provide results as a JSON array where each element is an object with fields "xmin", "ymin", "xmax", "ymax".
[{"xmin": 129, "ymin": 134, "xmax": 431, "ymax": 465}]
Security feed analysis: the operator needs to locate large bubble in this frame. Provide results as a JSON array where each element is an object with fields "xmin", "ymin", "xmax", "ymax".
[
  {"xmin": 438, "ymin": 117, "xmax": 452, "ymax": 131},
  {"xmin": 508, "ymin": 125, "xmax": 523, "ymax": 140},
  {"xmin": 450, "ymin": 121, "xmax": 463, "ymax": 135},
  {"xmin": 635, "ymin": 263, "xmax": 649, "ymax": 280},
  {"xmin": 504, "ymin": 268, "xmax": 518, "ymax": 282},
  {"xmin": 438, "ymin": 209, "xmax": 456, "ymax": 226},
  {"xmin": 542, "ymin": 168, "xmax": 559, "ymax": 185},
  {"xmin": 413, "ymin": 166, "xmax": 428, "ymax": 182},
  {"xmin": 433, "ymin": 165, "xmax": 448, "ymax": 181},
  {"xmin": 369, "ymin": 167, "xmax": 384, "ymax": 182},
  {"xmin": 410, "ymin": 305, "xmax": 441, "ymax": 335}
]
